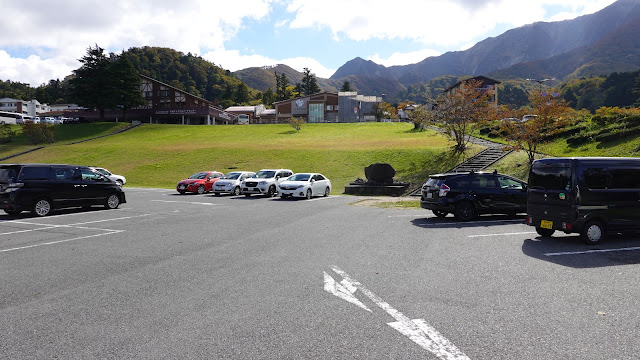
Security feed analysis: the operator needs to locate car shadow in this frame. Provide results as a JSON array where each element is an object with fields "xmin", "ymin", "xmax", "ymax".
[
  {"xmin": 521, "ymin": 232, "xmax": 640, "ymax": 268},
  {"xmin": 411, "ymin": 214, "xmax": 527, "ymax": 229},
  {"xmin": 0, "ymin": 206, "xmax": 108, "ymax": 220}
]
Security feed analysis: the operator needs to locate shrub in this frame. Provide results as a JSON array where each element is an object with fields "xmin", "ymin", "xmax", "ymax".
[
  {"xmin": 0, "ymin": 124, "xmax": 17, "ymax": 144},
  {"xmin": 286, "ymin": 117, "xmax": 305, "ymax": 131}
]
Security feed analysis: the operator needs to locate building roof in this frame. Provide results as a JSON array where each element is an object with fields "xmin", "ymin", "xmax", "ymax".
[
  {"xmin": 225, "ymin": 106, "xmax": 257, "ymax": 112},
  {"xmin": 272, "ymin": 91, "xmax": 337, "ymax": 105},
  {"xmin": 138, "ymin": 73, "xmax": 218, "ymax": 108},
  {"xmin": 444, "ymin": 76, "xmax": 501, "ymax": 93},
  {"xmin": 260, "ymin": 109, "xmax": 276, "ymax": 115}
]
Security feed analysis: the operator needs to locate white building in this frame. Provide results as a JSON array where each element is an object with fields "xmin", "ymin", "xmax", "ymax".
[{"xmin": 0, "ymin": 97, "xmax": 51, "ymax": 117}]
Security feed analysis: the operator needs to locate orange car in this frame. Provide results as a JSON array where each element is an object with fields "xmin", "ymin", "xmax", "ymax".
[{"xmin": 176, "ymin": 171, "xmax": 224, "ymax": 194}]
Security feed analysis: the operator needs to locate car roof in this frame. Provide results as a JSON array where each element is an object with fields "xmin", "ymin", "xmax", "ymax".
[{"xmin": 429, "ymin": 170, "xmax": 500, "ymax": 178}]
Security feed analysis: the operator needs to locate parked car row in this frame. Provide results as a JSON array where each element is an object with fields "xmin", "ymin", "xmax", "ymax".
[
  {"xmin": 176, "ymin": 168, "xmax": 332, "ymax": 199},
  {"xmin": 420, "ymin": 157, "xmax": 640, "ymax": 245}
]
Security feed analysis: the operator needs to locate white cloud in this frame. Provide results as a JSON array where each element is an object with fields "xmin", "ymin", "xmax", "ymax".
[
  {"xmin": 284, "ymin": 0, "xmax": 617, "ymax": 47},
  {"xmin": 0, "ymin": 51, "xmax": 79, "ymax": 86}
]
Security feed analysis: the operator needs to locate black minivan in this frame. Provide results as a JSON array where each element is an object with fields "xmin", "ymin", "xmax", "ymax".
[
  {"xmin": 0, "ymin": 164, "xmax": 126, "ymax": 217},
  {"xmin": 526, "ymin": 157, "xmax": 640, "ymax": 244}
]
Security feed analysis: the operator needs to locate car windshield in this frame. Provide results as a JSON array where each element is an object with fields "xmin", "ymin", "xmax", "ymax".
[
  {"xmin": 254, "ymin": 170, "xmax": 276, "ymax": 179},
  {"xmin": 189, "ymin": 172, "xmax": 208, "ymax": 180},
  {"xmin": 223, "ymin": 172, "xmax": 242, "ymax": 180},
  {"xmin": 529, "ymin": 166, "xmax": 571, "ymax": 191},
  {"xmin": 288, "ymin": 174, "xmax": 311, "ymax": 181}
]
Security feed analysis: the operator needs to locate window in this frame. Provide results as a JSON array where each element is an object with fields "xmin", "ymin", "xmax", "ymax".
[
  {"xmin": 609, "ymin": 168, "xmax": 640, "ymax": 189},
  {"xmin": 583, "ymin": 167, "xmax": 609, "ymax": 189},
  {"xmin": 19, "ymin": 166, "xmax": 50, "ymax": 181},
  {"xmin": 529, "ymin": 166, "xmax": 572, "ymax": 191},
  {"xmin": 497, "ymin": 176, "xmax": 523, "ymax": 189},
  {"xmin": 326, "ymin": 105, "xmax": 333, "ymax": 111}
]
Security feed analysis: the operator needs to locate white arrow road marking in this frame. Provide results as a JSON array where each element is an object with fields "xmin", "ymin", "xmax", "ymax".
[
  {"xmin": 327, "ymin": 266, "xmax": 470, "ymax": 360},
  {"xmin": 323, "ymin": 272, "xmax": 371, "ymax": 312}
]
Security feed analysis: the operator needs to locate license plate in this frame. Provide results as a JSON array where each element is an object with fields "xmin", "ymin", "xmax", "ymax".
[
  {"xmin": 426, "ymin": 192, "xmax": 433, "ymax": 199},
  {"xmin": 179, "ymin": 185, "xmax": 186, "ymax": 189},
  {"xmin": 540, "ymin": 220, "xmax": 553, "ymax": 229}
]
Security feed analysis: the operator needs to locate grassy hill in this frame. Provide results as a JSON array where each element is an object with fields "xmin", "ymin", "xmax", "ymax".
[{"xmin": 0, "ymin": 123, "xmax": 462, "ymax": 193}]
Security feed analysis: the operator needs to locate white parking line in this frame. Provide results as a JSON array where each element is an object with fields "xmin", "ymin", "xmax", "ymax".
[
  {"xmin": 468, "ymin": 231, "xmax": 536, "ymax": 238},
  {"xmin": 0, "ymin": 230, "xmax": 123, "ymax": 253},
  {"xmin": 151, "ymin": 200, "xmax": 221, "ymax": 206},
  {"xmin": 0, "ymin": 213, "xmax": 151, "ymax": 253},
  {"xmin": 545, "ymin": 247, "xmax": 640, "ymax": 256}
]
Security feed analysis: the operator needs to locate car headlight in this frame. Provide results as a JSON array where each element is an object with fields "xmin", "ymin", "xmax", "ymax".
[
  {"xmin": 297, "ymin": 185, "xmax": 305, "ymax": 189},
  {"xmin": 259, "ymin": 181, "xmax": 267, "ymax": 186}
]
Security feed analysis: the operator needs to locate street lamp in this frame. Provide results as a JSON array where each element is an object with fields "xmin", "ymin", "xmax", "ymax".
[{"xmin": 526, "ymin": 78, "xmax": 555, "ymax": 93}]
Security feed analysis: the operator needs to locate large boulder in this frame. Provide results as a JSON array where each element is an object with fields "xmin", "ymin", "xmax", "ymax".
[{"xmin": 364, "ymin": 163, "xmax": 395, "ymax": 184}]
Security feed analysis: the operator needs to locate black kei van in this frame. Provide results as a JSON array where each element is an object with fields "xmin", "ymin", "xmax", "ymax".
[
  {"xmin": 0, "ymin": 164, "xmax": 126, "ymax": 217},
  {"xmin": 526, "ymin": 157, "xmax": 640, "ymax": 244}
]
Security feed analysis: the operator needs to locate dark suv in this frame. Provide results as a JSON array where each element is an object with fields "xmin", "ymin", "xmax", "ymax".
[
  {"xmin": 0, "ymin": 164, "xmax": 126, "ymax": 217},
  {"xmin": 420, "ymin": 170, "xmax": 527, "ymax": 221}
]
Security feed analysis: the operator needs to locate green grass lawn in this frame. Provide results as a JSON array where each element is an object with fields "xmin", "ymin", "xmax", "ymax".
[{"xmin": 4, "ymin": 122, "xmax": 468, "ymax": 193}]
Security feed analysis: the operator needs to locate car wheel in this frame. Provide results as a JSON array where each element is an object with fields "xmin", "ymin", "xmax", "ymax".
[
  {"xmin": 454, "ymin": 202, "xmax": 475, "ymax": 221},
  {"xmin": 306, "ymin": 189, "xmax": 312, "ymax": 199},
  {"xmin": 197, "ymin": 185, "xmax": 205, "ymax": 194},
  {"xmin": 535, "ymin": 227, "xmax": 555, "ymax": 237},
  {"xmin": 32, "ymin": 198, "xmax": 53, "ymax": 217},
  {"xmin": 116, "ymin": 179, "xmax": 124, "ymax": 187},
  {"xmin": 3, "ymin": 209, "xmax": 21, "ymax": 216},
  {"xmin": 104, "ymin": 194, "xmax": 121, "ymax": 209},
  {"xmin": 324, "ymin": 187, "xmax": 330, "ymax": 197},
  {"xmin": 432, "ymin": 210, "xmax": 448, "ymax": 218},
  {"xmin": 233, "ymin": 186, "xmax": 241, "ymax": 196},
  {"xmin": 581, "ymin": 221, "xmax": 605, "ymax": 245},
  {"xmin": 266, "ymin": 185, "xmax": 276, "ymax": 197}
]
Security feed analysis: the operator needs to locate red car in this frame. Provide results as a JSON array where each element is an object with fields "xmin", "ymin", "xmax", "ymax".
[{"xmin": 176, "ymin": 171, "xmax": 224, "ymax": 194}]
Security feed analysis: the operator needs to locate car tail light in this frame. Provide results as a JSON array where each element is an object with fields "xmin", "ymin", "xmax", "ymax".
[
  {"xmin": 562, "ymin": 222, "xmax": 572, "ymax": 230},
  {"xmin": 439, "ymin": 184, "xmax": 450, "ymax": 197},
  {"xmin": 526, "ymin": 216, "xmax": 532, "ymax": 224}
]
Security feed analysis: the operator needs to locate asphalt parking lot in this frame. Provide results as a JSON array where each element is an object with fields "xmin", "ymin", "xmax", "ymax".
[{"xmin": 2, "ymin": 188, "xmax": 640, "ymax": 359}]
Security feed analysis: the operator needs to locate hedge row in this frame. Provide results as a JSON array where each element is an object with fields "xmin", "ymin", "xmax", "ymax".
[{"xmin": 567, "ymin": 124, "xmax": 640, "ymax": 145}]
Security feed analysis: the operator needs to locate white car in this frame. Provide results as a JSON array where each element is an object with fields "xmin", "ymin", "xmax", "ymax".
[
  {"xmin": 278, "ymin": 173, "xmax": 331, "ymax": 199},
  {"xmin": 241, "ymin": 169, "xmax": 293, "ymax": 197},
  {"xmin": 89, "ymin": 166, "xmax": 126, "ymax": 186},
  {"xmin": 213, "ymin": 171, "xmax": 255, "ymax": 196}
]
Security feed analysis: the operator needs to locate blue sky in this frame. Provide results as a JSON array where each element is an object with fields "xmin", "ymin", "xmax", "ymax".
[{"xmin": 0, "ymin": 0, "xmax": 617, "ymax": 87}]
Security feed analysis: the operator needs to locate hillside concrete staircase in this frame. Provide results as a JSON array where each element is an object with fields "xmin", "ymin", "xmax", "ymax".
[{"xmin": 407, "ymin": 133, "xmax": 512, "ymax": 196}]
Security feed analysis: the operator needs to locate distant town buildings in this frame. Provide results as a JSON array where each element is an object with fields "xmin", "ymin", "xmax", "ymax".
[{"xmin": 273, "ymin": 91, "xmax": 382, "ymax": 123}]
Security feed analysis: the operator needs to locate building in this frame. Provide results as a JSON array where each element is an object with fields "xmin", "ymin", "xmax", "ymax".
[
  {"xmin": 274, "ymin": 92, "xmax": 339, "ymax": 123},
  {"xmin": 442, "ymin": 76, "xmax": 500, "ymax": 107},
  {"xmin": 273, "ymin": 91, "xmax": 382, "ymax": 123},
  {"xmin": 67, "ymin": 74, "xmax": 236, "ymax": 124},
  {"xmin": 224, "ymin": 105, "xmax": 266, "ymax": 124},
  {"xmin": 0, "ymin": 98, "xmax": 51, "ymax": 117}
]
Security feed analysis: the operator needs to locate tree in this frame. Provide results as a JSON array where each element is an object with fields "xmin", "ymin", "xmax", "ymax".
[
  {"xmin": 298, "ymin": 67, "xmax": 321, "ymax": 96},
  {"xmin": 234, "ymin": 82, "xmax": 250, "ymax": 104},
  {"xmin": 109, "ymin": 55, "xmax": 145, "ymax": 122},
  {"xmin": 275, "ymin": 72, "xmax": 290, "ymax": 101},
  {"xmin": 433, "ymin": 79, "xmax": 496, "ymax": 150},
  {"xmin": 372, "ymin": 101, "xmax": 397, "ymax": 122},
  {"xmin": 340, "ymin": 81, "xmax": 352, "ymax": 92},
  {"xmin": 286, "ymin": 117, "xmax": 304, "ymax": 131},
  {"xmin": 500, "ymin": 90, "xmax": 572, "ymax": 165},
  {"xmin": 69, "ymin": 45, "xmax": 114, "ymax": 121},
  {"xmin": 262, "ymin": 88, "xmax": 276, "ymax": 107},
  {"xmin": 408, "ymin": 104, "xmax": 435, "ymax": 131}
]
